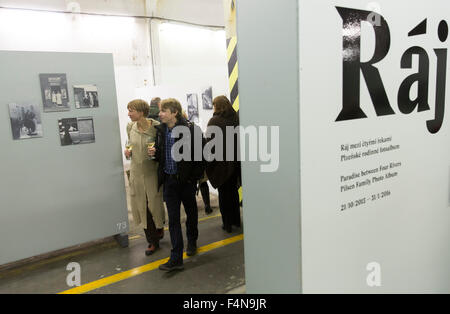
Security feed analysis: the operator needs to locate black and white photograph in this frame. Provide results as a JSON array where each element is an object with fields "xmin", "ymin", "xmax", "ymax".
[
  {"xmin": 58, "ymin": 117, "xmax": 95, "ymax": 146},
  {"xmin": 187, "ymin": 93, "xmax": 199, "ymax": 123},
  {"xmin": 73, "ymin": 85, "xmax": 99, "ymax": 109},
  {"xmin": 202, "ymin": 86, "xmax": 213, "ymax": 110},
  {"xmin": 8, "ymin": 103, "xmax": 43, "ymax": 140},
  {"xmin": 39, "ymin": 73, "xmax": 70, "ymax": 112}
]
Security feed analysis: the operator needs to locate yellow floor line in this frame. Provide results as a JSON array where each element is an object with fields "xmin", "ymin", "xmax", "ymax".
[
  {"xmin": 199, "ymin": 213, "xmax": 222, "ymax": 223},
  {"xmin": 59, "ymin": 233, "xmax": 244, "ymax": 294}
]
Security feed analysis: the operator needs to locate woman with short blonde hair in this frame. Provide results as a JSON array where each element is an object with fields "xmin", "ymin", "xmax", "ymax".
[{"xmin": 125, "ymin": 99, "xmax": 165, "ymax": 256}]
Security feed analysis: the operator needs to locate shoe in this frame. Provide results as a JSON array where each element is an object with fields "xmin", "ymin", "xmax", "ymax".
[
  {"xmin": 156, "ymin": 228, "xmax": 164, "ymax": 239},
  {"xmin": 159, "ymin": 260, "xmax": 184, "ymax": 272},
  {"xmin": 186, "ymin": 243, "xmax": 197, "ymax": 256},
  {"xmin": 205, "ymin": 206, "xmax": 213, "ymax": 214},
  {"xmin": 145, "ymin": 243, "xmax": 159, "ymax": 256}
]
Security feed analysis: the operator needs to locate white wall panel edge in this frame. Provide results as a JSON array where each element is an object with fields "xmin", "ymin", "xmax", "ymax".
[{"xmin": 236, "ymin": 0, "xmax": 302, "ymax": 293}]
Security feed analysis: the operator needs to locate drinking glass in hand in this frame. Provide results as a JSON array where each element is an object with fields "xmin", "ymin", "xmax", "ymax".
[
  {"xmin": 147, "ymin": 138, "xmax": 156, "ymax": 160},
  {"xmin": 125, "ymin": 139, "xmax": 133, "ymax": 160}
]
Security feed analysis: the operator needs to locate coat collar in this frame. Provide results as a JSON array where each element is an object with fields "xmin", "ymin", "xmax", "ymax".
[
  {"xmin": 132, "ymin": 118, "xmax": 156, "ymax": 135},
  {"xmin": 155, "ymin": 117, "xmax": 190, "ymax": 133}
]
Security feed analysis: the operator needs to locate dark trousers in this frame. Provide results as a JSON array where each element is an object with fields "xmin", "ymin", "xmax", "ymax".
[
  {"xmin": 218, "ymin": 172, "xmax": 241, "ymax": 229},
  {"xmin": 199, "ymin": 181, "xmax": 210, "ymax": 208},
  {"xmin": 143, "ymin": 204, "xmax": 159, "ymax": 247},
  {"xmin": 163, "ymin": 176, "xmax": 198, "ymax": 263}
]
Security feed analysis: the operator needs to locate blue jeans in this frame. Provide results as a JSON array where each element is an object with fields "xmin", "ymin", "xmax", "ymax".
[{"xmin": 163, "ymin": 176, "xmax": 198, "ymax": 263}]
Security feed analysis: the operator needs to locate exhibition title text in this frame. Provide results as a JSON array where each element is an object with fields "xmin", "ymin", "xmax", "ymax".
[{"xmin": 336, "ymin": 6, "xmax": 448, "ymax": 134}]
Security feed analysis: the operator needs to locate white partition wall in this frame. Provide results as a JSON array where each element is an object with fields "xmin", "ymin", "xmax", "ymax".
[
  {"xmin": 0, "ymin": 51, "xmax": 128, "ymax": 265},
  {"xmin": 237, "ymin": 0, "xmax": 450, "ymax": 293},
  {"xmin": 236, "ymin": 0, "xmax": 303, "ymax": 293}
]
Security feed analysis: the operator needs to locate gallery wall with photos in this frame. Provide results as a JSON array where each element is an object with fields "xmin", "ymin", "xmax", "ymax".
[
  {"xmin": 0, "ymin": 50, "xmax": 128, "ymax": 266},
  {"xmin": 9, "ymin": 73, "xmax": 98, "ymax": 146}
]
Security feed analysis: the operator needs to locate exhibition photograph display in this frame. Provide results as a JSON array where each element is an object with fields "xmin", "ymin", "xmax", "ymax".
[
  {"xmin": 58, "ymin": 117, "xmax": 95, "ymax": 146},
  {"xmin": 187, "ymin": 93, "xmax": 200, "ymax": 123},
  {"xmin": 202, "ymin": 86, "xmax": 213, "ymax": 110},
  {"xmin": 73, "ymin": 84, "xmax": 99, "ymax": 109},
  {"xmin": 8, "ymin": 103, "xmax": 43, "ymax": 140},
  {"xmin": 39, "ymin": 73, "xmax": 70, "ymax": 112}
]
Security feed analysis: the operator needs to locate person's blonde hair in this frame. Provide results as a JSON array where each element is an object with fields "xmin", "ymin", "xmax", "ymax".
[
  {"xmin": 127, "ymin": 99, "xmax": 150, "ymax": 117},
  {"xmin": 161, "ymin": 98, "xmax": 182, "ymax": 119}
]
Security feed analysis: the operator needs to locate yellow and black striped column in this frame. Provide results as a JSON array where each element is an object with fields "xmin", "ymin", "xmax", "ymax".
[
  {"xmin": 227, "ymin": 36, "xmax": 239, "ymax": 112},
  {"xmin": 224, "ymin": 0, "xmax": 239, "ymax": 113},
  {"xmin": 224, "ymin": 0, "xmax": 242, "ymax": 202}
]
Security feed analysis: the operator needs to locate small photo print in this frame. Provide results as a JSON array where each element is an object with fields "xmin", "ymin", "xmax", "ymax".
[
  {"xmin": 58, "ymin": 117, "xmax": 95, "ymax": 146},
  {"xmin": 9, "ymin": 103, "xmax": 43, "ymax": 140},
  {"xmin": 40, "ymin": 73, "xmax": 70, "ymax": 112},
  {"xmin": 73, "ymin": 85, "xmax": 99, "ymax": 109},
  {"xmin": 202, "ymin": 86, "xmax": 213, "ymax": 110},
  {"xmin": 187, "ymin": 93, "xmax": 199, "ymax": 123}
]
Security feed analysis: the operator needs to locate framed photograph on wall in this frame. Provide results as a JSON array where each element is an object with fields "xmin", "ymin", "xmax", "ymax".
[
  {"xmin": 39, "ymin": 73, "xmax": 70, "ymax": 112},
  {"xmin": 8, "ymin": 103, "xmax": 43, "ymax": 140},
  {"xmin": 187, "ymin": 93, "xmax": 199, "ymax": 123},
  {"xmin": 73, "ymin": 85, "xmax": 99, "ymax": 109},
  {"xmin": 58, "ymin": 117, "xmax": 95, "ymax": 146},
  {"xmin": 202, "ymin": 86, "xmax": 213, "ymax": 110}
]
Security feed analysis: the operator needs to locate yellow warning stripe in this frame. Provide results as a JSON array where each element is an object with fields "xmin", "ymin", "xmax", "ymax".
[
  {"xmin": 227, "ymin": 36, "xmax": 237, "ymax": 60},
  {"xmin": 199, "ymin": 213, "xmax": 222, "ymax": 223},
  {"xmin": 232, "ymin": 94, "xmax": 240, "ymax": 112},
  {"xmin": 229, "ymin": 61, "xmax": 239, "ymax": 92},
  {"xmin": 58, "ymin": 234, "xmax": 244, "ymax": 294}
]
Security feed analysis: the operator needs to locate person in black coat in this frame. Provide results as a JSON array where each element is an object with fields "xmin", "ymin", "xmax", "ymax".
[
  {"xmin": 149, "ymin": 98, "xmax": 205, "ymax": 272},
  {"xmin": 147, "ymin": 97, "xmax": 161, "ymax": 122},
  {"xmin": 205, "ymin": 95, "xmax": 241, "ymax": 233}
]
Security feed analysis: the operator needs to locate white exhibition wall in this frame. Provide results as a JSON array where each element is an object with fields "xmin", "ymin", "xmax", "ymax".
[{"xmin": 298, "ymin": 0, "xmax": 450, "ymax": 293}]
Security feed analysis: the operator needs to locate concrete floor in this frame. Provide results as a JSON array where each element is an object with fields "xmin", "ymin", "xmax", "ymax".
[{"xmin": 0, "ymin": 185, "xmax": 246, "ymax": 294}]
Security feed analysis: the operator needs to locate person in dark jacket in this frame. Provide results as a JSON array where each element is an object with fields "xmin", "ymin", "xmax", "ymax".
[
  {"xmin": 206, "ymin": 95, "xmax": 241, "ymax": 233},
  {"xmin": 149, "ymin": 98, "xmax": 205, "ymax": 272},
  {"xmin": 147, "ymin": 97, "xmax": 161, "ymax": 121}
]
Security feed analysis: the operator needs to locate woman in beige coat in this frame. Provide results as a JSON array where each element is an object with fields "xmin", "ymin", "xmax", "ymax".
[{"xmin": 125, "ymin": 99, "xmax": 165, "ymax": 256}]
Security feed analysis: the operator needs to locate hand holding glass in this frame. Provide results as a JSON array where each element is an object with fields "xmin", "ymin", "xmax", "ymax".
[
  {"xmin": 147, "ymin": 138, "xmax": 156, "ymax": 160},
  {"xmin": 125, "ymin": 140, "xmax": 133, "ymax": 160}
]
